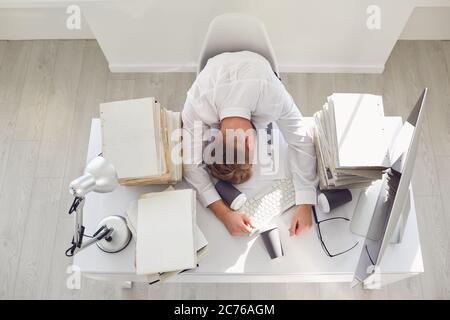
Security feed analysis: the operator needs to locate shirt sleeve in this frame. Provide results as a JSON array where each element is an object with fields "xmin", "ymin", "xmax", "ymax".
[
  {"xmin": 182, "ymin": 100, "xmax": 221, "ymax": 207},
  {"xmin": 275, "ymin": 85, "xmax": 319, "ymax": 205}
]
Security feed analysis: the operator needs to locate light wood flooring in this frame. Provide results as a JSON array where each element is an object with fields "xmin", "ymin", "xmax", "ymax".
[{"xmin": 0, "ymin": 40, "xmax": 449, "ymax": 299}]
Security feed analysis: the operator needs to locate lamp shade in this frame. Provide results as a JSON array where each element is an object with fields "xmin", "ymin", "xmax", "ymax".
[{"xmin": 69, "ymin": 156, "xmax": 118, "ymax": 197}]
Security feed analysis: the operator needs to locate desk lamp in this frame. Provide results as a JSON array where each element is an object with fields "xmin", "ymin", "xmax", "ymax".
[{"xmin": 65, "ymin": 156, "xmax": 132, "ymax": 257}]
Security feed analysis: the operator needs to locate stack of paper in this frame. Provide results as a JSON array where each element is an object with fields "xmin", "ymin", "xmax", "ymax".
[
  {"xmin": 313, "ymin": 93, "xmax": 390, "ymax": 189},
  {"xmin": 126, "ymin": 188, "xmax": 208, "ymax": 283},
  {"xmin": 100, "ymin": 97, "xmax": 182, "ymax": 186},
  {"xmin": 133, "ymin": 188, "xmax": 206, "ymax": 277}
]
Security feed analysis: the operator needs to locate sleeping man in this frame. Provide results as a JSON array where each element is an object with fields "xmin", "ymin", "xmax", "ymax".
[{"xmin": 182, "ymin": 51, "xmax": 318, "ymax": 236}]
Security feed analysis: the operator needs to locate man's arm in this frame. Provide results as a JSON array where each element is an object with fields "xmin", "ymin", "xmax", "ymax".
[
  {"xmin": 182, "ymin": 103, "xmax": 221, "ymax": 207},
  {"xmin": 182, "ymin": 103, "xmax": 254, "ymax": 235},
  {"xmin": 275, "ymin": 85, "xmax": 319, "ymax": 235},
  {"xmin": 276, "ymin": 91, "xmax": 318, "ymax": 205}
]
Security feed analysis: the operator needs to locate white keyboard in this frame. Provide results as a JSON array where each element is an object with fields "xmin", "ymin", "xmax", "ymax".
[{"xmin": 240, "ymin": 179, "xmax": 296, "ymax": 234}]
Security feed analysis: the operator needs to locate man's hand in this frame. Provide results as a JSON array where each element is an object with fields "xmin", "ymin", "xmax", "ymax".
[
  {"xmin": 208, "ymin": 199, "xmax": 254, "ymax": 236},
  {"xmin": 289, "ymin": 204, "xmax": 313, "ymax": 236},
  {"xmin": 222, "ymin": 211, "xmax": 254, "ymax": 236}
]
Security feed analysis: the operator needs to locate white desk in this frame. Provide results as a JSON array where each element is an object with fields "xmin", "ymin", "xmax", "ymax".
[{"xmin": 74, "ymin": 119, "xmax": 423, "ymax": 288}]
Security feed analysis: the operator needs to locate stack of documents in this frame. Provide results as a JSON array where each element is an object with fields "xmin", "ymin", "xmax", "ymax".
[
  {"xmin": 128, "ymin": 188, "xmax": 207, "ymax": 280},
  {"xmin": 100, "ymin": 97, "xmax": 182, "ymax": 186},
  {"xmin": 313, "ymin": 93, "xmax": 390, "ymax": 189}
]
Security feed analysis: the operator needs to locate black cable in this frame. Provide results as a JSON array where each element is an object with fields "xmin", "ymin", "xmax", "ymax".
[
  {"xmin": 365, "ymin": 245, "xmax": 375, "ymax": 265},
  {"xmin": 65, "ymin": 246, "xmax": 75, "ymax": 257},
  {"xmin": 65, "ymin": 237, "xmax": 76, "ymax": 257},
  {"xmin": 68, "ymin": 197, "xmax": 82, "ymax": 214},
  {"xmin": 64, "ymin": 233, "xmax": 98, "ymax": 257}
]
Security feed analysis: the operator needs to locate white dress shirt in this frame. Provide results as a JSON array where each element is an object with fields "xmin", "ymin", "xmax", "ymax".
[{"xmin": 182, "ymin": 51, "xmax": 318, "ymax": 208}]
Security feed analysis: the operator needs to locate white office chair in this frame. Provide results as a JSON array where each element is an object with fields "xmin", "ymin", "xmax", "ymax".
[{"xmin": 197, "ymin": 13, "xmax": 280, "ymax": 77}]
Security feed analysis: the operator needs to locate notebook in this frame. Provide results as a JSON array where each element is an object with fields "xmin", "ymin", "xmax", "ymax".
[
  {"xmin": 328, "ymin": 93, "xmax": 389, "ymax": 168},
  {"xmin": 313, "ymin": 93, "xmax": 395, "ymax": 189},
  {"xmin": 126, "ymin": 187, "xmax": 207, "ymax": 252},
  {"xmin": 100, "ymin": 97, "xmax": 160, "ymax": 180},
  {"xmin": 136, "ymin": 189, "xmax": 197, "ymax": 275},
  {"xmin": 100, "ymin": 97, "xmax": 182, "ymax": 185}
]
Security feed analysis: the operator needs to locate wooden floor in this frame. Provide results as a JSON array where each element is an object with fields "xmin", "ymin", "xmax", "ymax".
[{"xmin": 0, "ymin": 40, "xmax": 449, "ymax": 299}]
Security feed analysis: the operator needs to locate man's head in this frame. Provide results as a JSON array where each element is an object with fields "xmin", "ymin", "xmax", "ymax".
[{"xmin": 207, "ymin": 117, "xmax": 256, "ymax": 184}]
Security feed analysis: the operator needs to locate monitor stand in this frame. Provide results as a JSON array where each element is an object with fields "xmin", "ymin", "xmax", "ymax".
[
  {"xmin": 350, "ymin": 178, "xmax": 410, "ymax": 244},
  {"xmin": 350, "ymin": 179, "xmax": 384, "ymax": 237}
]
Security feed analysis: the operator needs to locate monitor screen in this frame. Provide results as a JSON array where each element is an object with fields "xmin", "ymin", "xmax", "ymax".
[{"xmin": 353, "ymin": 88, "xmax": 427, "ymax": 285}]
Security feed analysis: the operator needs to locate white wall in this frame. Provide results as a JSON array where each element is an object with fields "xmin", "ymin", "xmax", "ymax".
[
  {"xmin": 81, "ymin": 0, "xmax": 418, "ymax": 73},
  {"xmin": 1, "ymin": 0, "xmax": 450, "ymax": 73},
  {"xmin": 0, "ymin": 6, "xmax": 94, "ymax": 40},
  {"xmin": 400, "ymin": 7, "xmax": 450, "ymax": 40}
]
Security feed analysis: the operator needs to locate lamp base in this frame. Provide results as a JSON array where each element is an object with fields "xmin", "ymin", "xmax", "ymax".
[{"xmin": 96, "ymin": 215, "xmax": 132, "ymax": 253}]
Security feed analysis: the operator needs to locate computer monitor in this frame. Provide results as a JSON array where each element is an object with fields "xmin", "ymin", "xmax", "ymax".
[{"xmin": 353, "ymin": 88, "xmax": 428, "ymax": 285}]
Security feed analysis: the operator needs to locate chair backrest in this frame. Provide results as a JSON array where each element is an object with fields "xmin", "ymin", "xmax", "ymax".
[{"xmin": 197, "ymin": 13, "xmax": 279, "ymax": 76}]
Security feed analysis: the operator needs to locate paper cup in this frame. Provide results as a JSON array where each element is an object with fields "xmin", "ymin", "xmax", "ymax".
[
  {"xmin": 317, "ymin": 189, "xmax": 352, "ymax": 213},
  {"xmin": 215, "ymin": 180, "xmax": 247, "ymax": 210},
  {"xmin": 259, "ymin": 226, "xmax": 284, "ymax": 259}
]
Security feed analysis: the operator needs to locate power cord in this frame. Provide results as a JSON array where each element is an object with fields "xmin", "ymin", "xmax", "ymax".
[{"xmin": 365, "ymin": 245, "xmax": 375, "ymax": 265}]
